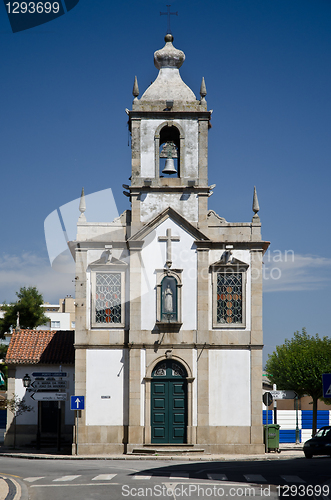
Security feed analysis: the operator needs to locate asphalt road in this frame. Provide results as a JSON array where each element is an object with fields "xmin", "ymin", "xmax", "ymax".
[{"xmin": 0, "ymin": 456, "xmax": 330, "ymax": 500}]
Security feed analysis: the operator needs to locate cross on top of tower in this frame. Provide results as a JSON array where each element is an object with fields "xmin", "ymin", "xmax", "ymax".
[{"xmin": 160, "ymin": 5, "xmax": 178, "ymax": 34}]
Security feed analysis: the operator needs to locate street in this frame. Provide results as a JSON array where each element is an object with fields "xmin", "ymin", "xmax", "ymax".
[{"xmin": 0, "ymin": 456, "xmax": 330, "ymax": 500}]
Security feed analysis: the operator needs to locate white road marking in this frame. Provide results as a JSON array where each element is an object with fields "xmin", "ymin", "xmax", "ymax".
[
  {"xmin": 281, "ymin": 476, "xmax": 306, "ymax": 483},
  {"xmin": 53, "ymin": 475, "xmax": 81, "ymax": 482},
  {"xmin": 207, "ymin": 473, "xmax": 228, "ymax": 481},
  {"xmin": 244, "ymin": 475, "xmax": 267, "ymax": 483},
  {"xmin": 92, "ymin": 474, "xmax": 117, "ymax": 481},
  {"xmin": 30, "ymin": 483, "xmax": 119, "ymax": 488},
  {"xmin": 24, "ymin": 477, "xmax": 45, "ymax": 483},
  {"xmin": 170, "ymin": 473, "xmax": 190, "ymax": 479},
  {"xmin": 133, "ymin": 475, "xmax": 152, "ymax": 479}
]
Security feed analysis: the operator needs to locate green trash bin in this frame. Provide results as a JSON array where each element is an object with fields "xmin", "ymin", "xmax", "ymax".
[{"xmin": 264, "ymin": 424, "xmax": 280, "ymax": 453}]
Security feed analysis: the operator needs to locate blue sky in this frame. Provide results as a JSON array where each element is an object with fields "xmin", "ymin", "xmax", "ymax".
[{"xmin": 0, "ymin": 0, "xmax": 330, "ymax": 365}]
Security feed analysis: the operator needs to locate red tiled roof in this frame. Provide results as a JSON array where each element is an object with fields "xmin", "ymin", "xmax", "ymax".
[{"xmin": 5, "ymin": 330, "xmax": 74, "ymax": 365}]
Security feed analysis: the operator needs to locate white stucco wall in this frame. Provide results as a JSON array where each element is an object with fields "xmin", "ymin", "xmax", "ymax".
[
  {"xmin": 141, "ymin": 218, "xmax": 197, "ymax": 330},
  {"xmin": 37, "ymin": 312, "xmax": 71, "ymax": 331},
  {"xmin": 140, "ymin": 192, "xmax": 198, "ymax": 223},
  {"xmin": 209, "ymin": 350, "xmax": 251, "ymax": 426},
  {"xmin": 86, "ymin": 349, "xmax": 128, "ymax": 426}
]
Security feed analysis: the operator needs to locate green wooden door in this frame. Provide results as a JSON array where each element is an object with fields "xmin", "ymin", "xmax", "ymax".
[{"xmin": 151, "ymin": 360, "xmax": 187, "ymax": 444}]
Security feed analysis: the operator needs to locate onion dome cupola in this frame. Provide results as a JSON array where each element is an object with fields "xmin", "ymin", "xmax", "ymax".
[{"xmin": 140, "ymin": 34, "xmax": 197, "ymax": 103}]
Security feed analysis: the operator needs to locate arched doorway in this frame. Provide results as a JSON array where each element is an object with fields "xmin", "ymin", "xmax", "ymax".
[{"xmin": 151, "ymin": 360, "xmax": 187, "ymax": 444}]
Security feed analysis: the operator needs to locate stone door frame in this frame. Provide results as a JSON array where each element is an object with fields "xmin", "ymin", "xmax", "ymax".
[{"xmin": 144, "ymin": 355, "xmax": 194, "ymax": 444}]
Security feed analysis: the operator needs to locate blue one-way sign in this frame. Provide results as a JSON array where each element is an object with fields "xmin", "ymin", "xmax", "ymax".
[
  {"xmin": 322, "ymin": 374, "xmax": 331, "ymax": 398},
  {"xmin": 70, "ymin": 395, "xmax": 85, "ymax": 410}
]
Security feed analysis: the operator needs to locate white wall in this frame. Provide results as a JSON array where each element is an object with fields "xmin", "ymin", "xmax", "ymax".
[
  {"xmin": 209, "ymin": 350, "xmax": 251, "ymax": 426},
  {"xmin": 37, "ymin": 312, "xmax": 71, "ymax": 330},
  {"xmin": 140, "ymin": 192, "xmax": 198, "ymax": 223},
  {"xmin": 141, "ymin": 218, "xmax": 197, "ymax": 331},
  {"xmin": 86, "ymin": 349, "xmax": 128, "ymax": 426}
]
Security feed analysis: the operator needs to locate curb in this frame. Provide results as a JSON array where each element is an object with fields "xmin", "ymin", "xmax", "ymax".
[
  {"xmin": 0, "ymin": 475, "xmax": 28, "ymax": 500},
  {"xmin": 0, "ymin": 451, "xmax": 304, "ymax": 462}
]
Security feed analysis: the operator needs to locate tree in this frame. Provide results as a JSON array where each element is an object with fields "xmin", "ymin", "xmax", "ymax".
[
  {"xmin": 0, "ymin": 344, "xmax": 8, "ymax": 389},
  {"xmin": 6, "ymin": 394, "xmax": 34, "ymax": 449},
  {"xmin": 0, "ymin": 286, "xmax": 48, "ymax": 337},
  {"xmin": 265, "ymin": 328, "xmax": 331, "ymax": 436}
]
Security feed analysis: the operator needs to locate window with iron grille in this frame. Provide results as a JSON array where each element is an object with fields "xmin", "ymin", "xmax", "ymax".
[
  {"xmin": 212, "ymin": 263, "xmax": 247, "ymax": 329},
  {"xmin": 95, "ymin": 272, "xmax": 121, "ymax": 324},
  {"xmin": 216, "ymin": 273, "xmax": 242, "ymax": 324}
]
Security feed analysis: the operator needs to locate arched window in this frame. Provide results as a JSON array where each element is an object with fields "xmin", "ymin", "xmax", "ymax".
[
  {"xmin": 159, "ymin": 125, "xmax": 180, "ymax": 177},
  {"xmin": 161, "ymin": 275, "xmax": 178, "ymax": 322}
]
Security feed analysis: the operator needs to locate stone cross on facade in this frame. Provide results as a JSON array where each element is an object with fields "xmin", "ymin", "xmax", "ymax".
[{"xmin": 158, "ymin": 228, "xmax": 180, "ymax": 268}]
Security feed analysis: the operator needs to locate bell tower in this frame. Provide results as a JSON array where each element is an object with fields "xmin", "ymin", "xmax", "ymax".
[{"xmin": 128, "ymin": 34, "xmax": 212, "ymax": 232}]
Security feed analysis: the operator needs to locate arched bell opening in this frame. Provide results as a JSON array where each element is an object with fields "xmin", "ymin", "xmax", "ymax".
[{"xmin": 159, "ymin": 126, "xmax": 180, "ymax": 177}]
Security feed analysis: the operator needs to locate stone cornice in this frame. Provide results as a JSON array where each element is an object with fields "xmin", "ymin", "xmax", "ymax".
[
  {"xmin": 129, "ymin": 186, "xmax": 211, "ymax": 193},
  {"xmin": 127, "ymin": 240, "xmax": 144, "ymax": 250},
  {"xmin": 129, "ymin": 110, "xmax": 211, "ymax": 120},
  {"xmin": 70, "ymin": 241, "xmax": 128, "ymax": 251},
  {"xmin": 74, "ymin": 343, "xmax": 263, "ymax": 350},
  {"xmin": 194, "ymin": 240, "xmax": 270, "ymax": 251}
]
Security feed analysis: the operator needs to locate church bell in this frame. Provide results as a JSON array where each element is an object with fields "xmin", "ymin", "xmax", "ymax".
[{"xmin": 162, "ymin": 158, "xmax": 177, "ymax": 175}]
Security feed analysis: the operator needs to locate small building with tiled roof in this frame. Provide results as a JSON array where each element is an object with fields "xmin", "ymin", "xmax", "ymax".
[{"xmin": 5, "ymin": 329, "xmax": 74, "ymax": 449}]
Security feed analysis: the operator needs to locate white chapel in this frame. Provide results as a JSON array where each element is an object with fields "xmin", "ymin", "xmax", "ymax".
[{"xmin": 71, "ymin": 33, "xmax": 270, "ymax": 454}]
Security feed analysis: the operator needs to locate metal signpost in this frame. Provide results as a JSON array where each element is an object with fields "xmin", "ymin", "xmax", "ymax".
[
  {"xmin": 270, "ymin": 390, "xmax": 297, "ymax": 400},
  {"xmin": 27, "ymin": 371, "xmax": 68, "ymax": 450},
  {"xmin": 70, "ymin": 396, "xmax": 85, "ymax": 455},
  {"xmin": 29, "ymin": 372, "xmax": 68, "ymax": 401},
  {"xmin": 30, "ymin": 392, "xmax": 67, "ymax": 401},
  {"xmin": 263, "ymin": 392, "xmax": 273, "ymax": 452},
  {"xmin": 32, "ymin": 372, "xmax": 67, "ymax": 378},
  {"xmin": 270, "ymin": 389, "xmax": 299, "ymax": 442}
]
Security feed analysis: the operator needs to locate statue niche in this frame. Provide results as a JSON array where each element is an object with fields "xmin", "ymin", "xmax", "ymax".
[{"xmin": 161, "ymin": 276, "xmax": 177, "ymax": 322}]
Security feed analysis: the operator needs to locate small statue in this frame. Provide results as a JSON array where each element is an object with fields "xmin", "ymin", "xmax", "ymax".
[{"xmin": 164, "ymin": 285, "xmax": 173, "ymax": 312}]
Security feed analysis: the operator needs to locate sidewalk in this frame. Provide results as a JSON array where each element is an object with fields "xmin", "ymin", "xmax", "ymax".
[
  {"xmin": 0, "ymin": 443, "xmax": 304, "ymax": 462},
  {"xmin": 0, "ymin": 475, "xmax": 28, "ymax": 500}
]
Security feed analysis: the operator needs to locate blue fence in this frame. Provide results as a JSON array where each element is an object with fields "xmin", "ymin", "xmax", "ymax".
[
  {"xmin": 301, "ymin": 410, "xmax": 330, "ymax": 429},
  {"xmin": 263, "ymin": 410, "xmax": 273, "ymax": 425},
  {"xmin": 263, "ymin": 409, "xmax": 330, "ymax": 443},
  {"xmin": 279, "ymin": 429, "xmax": 301, "ymax": 443}
]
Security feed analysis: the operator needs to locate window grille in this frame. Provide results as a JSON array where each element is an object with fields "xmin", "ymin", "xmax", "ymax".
[
  {"xmin": 216, "ymin": 273, "xmax": 242, "ymax": 324},
  {"xmin": 95, "ymin": 273, "xmax": 121, "ymax": 323}
]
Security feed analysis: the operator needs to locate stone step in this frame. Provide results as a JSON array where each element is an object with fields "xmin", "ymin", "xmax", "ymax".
[{"xmin": 131, "ymin": 447, "xmax": 205, "ymax": 455}]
